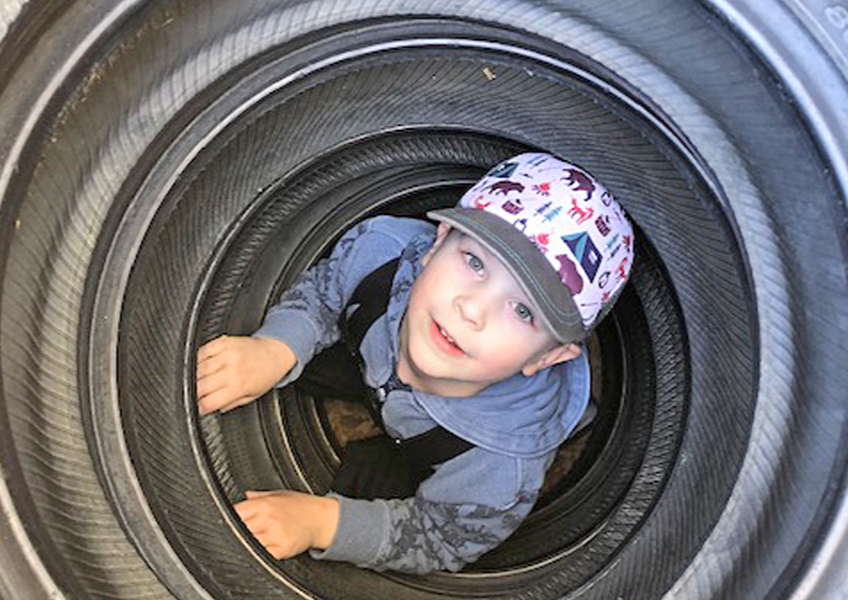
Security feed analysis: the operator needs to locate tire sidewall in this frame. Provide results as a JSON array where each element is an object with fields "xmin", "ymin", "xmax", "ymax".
[{"xmin": 0, "ymin": 1, "xmax": 846, "ymax": 599}]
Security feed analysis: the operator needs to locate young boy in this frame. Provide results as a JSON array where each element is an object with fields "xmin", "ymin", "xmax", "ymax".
[{"xmin": 196, "ymin": 153, "xmax": 634, "ymax": 573}]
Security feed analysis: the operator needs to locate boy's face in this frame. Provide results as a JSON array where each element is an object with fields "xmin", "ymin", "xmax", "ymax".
[{"xmin": 398, "ymin": 224, "xmax": 576, "ymax": 397}]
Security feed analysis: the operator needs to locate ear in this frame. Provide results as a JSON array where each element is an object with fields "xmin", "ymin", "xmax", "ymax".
[
  {"xmin": 421, "ymin": 223, "xmax": 452, "ymax": 268},
  {"xmin": 521, "ymin": 343, "xmax": 582, "ymax": 377}
]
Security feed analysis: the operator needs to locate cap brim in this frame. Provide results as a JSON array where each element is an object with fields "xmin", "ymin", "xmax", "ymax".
[{"xmin": 427, "ymin": 208, "xmax": 586, "ymax": 343}]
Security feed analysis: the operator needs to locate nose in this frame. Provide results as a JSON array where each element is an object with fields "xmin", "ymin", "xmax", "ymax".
[{"xmin": 455, "ymin": 293, "xmax": 486, "ymax": 329}]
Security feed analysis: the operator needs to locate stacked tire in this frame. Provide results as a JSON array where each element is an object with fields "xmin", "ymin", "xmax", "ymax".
[{"xmin": 1, "ymin": 1, "xmax": 846, "ymax": 599}]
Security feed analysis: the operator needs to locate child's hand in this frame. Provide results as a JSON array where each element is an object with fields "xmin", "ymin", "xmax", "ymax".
[
  {"xmin": 196, "ymin": 335, "xmax": 296, "ymax": 415},
  {"xmin": 234, "ymin": 490, "xmax": 340, "ymax": 559}
]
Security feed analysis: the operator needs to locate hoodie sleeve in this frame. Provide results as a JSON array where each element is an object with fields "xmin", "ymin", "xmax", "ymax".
[
  {"xmin": 252, "ymin": 216, "xmax": 428, "ymax": 385},
  {"xmin": 311, "ymin": 450, "xmax": 548, "ymax": 573}
]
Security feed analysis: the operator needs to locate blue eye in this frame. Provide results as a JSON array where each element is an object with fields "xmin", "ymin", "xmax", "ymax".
[
  {"xmin": 465, "ymin": 252, "xmax": 484, "ymax": 272},
  {"xmin": 513, "ymin": 302, "xmax": 534, "ymax": 323}
]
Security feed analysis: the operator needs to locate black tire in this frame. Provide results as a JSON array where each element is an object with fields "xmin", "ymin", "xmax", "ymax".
[{"xmin": 1, "ymin": 1, "xmax": 846, "ymax": 599}]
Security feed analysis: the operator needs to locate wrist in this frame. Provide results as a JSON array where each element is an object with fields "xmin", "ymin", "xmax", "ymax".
[
  {"xmin": 311, "ymin": 495, "xmax": 340, "ymax": 550},
  {"xmin": 256, "ymin": 336, "xmax": 295, "ymax": 361},
  {"xmin": 255, "ymin": 337, "xmax": 297, "ymax": 377}
]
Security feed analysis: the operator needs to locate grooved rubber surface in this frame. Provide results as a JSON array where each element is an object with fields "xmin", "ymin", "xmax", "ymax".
[
  {"xmin": 118, "ymin": 51, "xmax": 735, "ymax": 598},
  {"xmin": 0, "ymin": 1, "xmax": 845, "ymax": 599}
]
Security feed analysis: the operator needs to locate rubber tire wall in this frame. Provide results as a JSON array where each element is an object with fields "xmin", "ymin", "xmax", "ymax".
[{"xmin": 0, "ymin": 1, "xmax": 846, "ymax": 600}]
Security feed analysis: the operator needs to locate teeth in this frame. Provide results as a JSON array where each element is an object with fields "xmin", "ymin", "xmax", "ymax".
[{"xmin": 439, "ymin": 326, "xmax": 455, "ymax": 344}]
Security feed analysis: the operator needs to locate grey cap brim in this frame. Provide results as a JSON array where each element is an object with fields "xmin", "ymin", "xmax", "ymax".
[{"xmin": 427, "ymin": 208, "xmax": 586, "ymax": 343}]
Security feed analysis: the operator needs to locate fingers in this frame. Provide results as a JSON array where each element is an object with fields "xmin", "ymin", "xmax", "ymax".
[
  {"xmin": 196, "ymin": 354, "xmax": 226, "ymax": 381},
  {"xmin": 196, "ymin": 367, "xmax": 227, "ymax": 400},
  {"xmin": 195, "ymin": 336, "xmax": 249, "ymax": 415},
  {"xmin": 196, "ymin": 338, "xmax": 228, "ymax": 406},
  {"xmin": 195, "ymin": 335, "xmax": 291, "ymax": 416},
  {"xmin": 234, "ymin": 486, "xmax": 337, "ymax": 561},
  {"xmin": 264, "ymin": 545, "xmax": 286, "ymax": 560},
  {"xmin": 198, "ymin": 387, "xmax": 227, "ymax": 416},
  {"xmin": 234, "ymin": 494, "xmax": 291, "ymax": 559},
  {"xmin": 196, "ymin": 337, "xmax": 232, "ymax": 388},
  {"xmin": 233, "ymin": 499, "xmax": 258, "ymax": 521},
  {"xmin": 197, "ymin": 336, "xmax": 229, "ymax": 363},
  {"xmin": 198, "ymin": 388, "xmax": 255, "ymax": 416}
]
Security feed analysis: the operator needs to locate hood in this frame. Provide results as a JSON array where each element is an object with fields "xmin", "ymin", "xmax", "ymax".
[{"xmin": 414, "ymin": 354, "xmax": 591, "ymax": 458}]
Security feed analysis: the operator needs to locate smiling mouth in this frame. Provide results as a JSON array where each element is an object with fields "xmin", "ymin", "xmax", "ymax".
[
  {"xmin": 431, "ymin": 319, "xmax": 465, "ymax": 357},
  {"xmin": 439, "ymin": 323, "xmax": 457, "ymax": 345}
]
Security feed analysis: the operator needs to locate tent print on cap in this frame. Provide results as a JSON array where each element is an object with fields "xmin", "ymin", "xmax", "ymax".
[
  {"xmin": 487, "ymin": 161, "xmax": 519, "ymax": 178},
  {"xmin": 562, "ymin": 232, "xmax": 602, "ymax": 282}
]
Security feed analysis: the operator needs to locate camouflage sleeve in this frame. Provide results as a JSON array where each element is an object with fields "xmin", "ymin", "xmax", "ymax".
[
  {"xmin": 373, "ymin": 492, "xmax": 539, "ymax": 573},
  {"xmin": 311, "ymin": 491, "xmax": 538, "ymax": 573},
  {"xmin": 252, "ymin": 221, "xmax": 374, "ymax": 383},
  {"xmin": 313, "ymin": 448, "xmax": 549, "ymax": 573}
]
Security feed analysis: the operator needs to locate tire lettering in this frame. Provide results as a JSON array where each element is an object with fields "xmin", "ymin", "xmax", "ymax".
[
  {"xmin": 825, "ymin": 4, "xmax": 848, "ymax": 41},
  {"xmin": 825, "ymin": 4, "xmax": 848, "ymax": 28}
]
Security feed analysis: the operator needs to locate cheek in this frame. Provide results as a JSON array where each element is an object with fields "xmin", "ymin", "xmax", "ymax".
[
  {"xmin": 481, "ymin": 353, "xmax": 523, "ymax": 375},
  {"xmin": 411, "ymin": 255, "xmax": 462, "ymax": 306},
  {"xmin": 408, "ymin": 267, "xmax": 438, "ymax": 310},
  {"xmin": 478, "ymin": 321, "xmax": 542, "ymax": 370}
]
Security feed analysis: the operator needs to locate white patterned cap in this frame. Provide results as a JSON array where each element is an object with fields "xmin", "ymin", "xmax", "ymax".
[{"xmin": 428, "ymin": 152, "xmax": 634, "ymax": 342}]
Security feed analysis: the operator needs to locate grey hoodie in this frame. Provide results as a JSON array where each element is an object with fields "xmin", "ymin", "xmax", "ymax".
[{"xmin": 253, "ymin": 215, "xmax": 590, "ymax": 573}]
